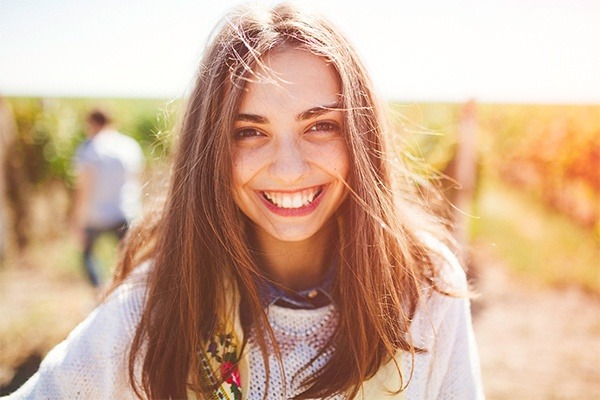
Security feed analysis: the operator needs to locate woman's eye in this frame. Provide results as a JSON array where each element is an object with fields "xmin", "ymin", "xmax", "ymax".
[
  {"xmin": 234, "ymin": 128, "xmax": 264, "ymax": 140},
  {"xmin": 308, "ymin": 121, "xmax": 340, "ymax": 134}
]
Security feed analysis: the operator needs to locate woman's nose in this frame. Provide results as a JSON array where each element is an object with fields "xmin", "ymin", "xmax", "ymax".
[{"xmin": 269, "ymin": 137, "xmax": 310, "ymax": 185}]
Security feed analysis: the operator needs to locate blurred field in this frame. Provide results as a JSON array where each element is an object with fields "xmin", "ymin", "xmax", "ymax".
[
  {"xmin": 390, "ymin": 101, "xmax": 599, "ymax": 293},
  {"xmin": 0, "ymin": 97, "xmax": 598, "ymax": 398}
]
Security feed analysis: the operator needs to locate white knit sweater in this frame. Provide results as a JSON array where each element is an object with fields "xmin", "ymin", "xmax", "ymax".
[
  {"xmin": 4, "ymin": 250, "xmax": 484, "ymax": 399},
  {"xmin": 247, "ymin": 304, "xmax": 341, "ymax": 399}
]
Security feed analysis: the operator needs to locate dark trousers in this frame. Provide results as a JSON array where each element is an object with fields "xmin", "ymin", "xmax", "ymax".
[{"xmin": 83, "ymin": 221, "xmax": 128, "ymax": 287}]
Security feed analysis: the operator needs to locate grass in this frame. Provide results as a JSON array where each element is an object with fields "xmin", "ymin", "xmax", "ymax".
[{"xmin": 472, "ymin": 173, "xmax": 600, "ymax": 295}]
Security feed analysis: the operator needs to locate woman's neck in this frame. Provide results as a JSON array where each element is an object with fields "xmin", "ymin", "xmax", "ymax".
[{"xmin": 254, "ymin": 226, "xmax": 335, "ymax": 291}]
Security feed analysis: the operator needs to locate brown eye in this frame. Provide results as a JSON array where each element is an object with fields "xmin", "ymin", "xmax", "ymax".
[
  {"xmin": 306, "ymin": 121, "xmax": 341, "ymax": 139},
  {"xmin": 234, "ymin": 128, "xmax": 264, "ymax": 140},
  {"xmin": 310, "ymin": 121, "xmax": 338, "ymax": 132}
]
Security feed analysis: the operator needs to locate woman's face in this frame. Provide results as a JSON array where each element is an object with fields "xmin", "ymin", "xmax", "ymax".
[{"xmin": 231, "ymin": 48, "xmax": 349, "ymax": 244}]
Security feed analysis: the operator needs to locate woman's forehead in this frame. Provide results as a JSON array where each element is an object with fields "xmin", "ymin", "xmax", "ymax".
[{"xmin": 237, "ymin": 49, "xmax": 341, "ymax": 114}]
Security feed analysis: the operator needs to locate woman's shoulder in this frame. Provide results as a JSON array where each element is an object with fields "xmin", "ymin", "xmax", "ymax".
[
  {"xmin": 45, "ymin": 260, "xmax": 150, "ymax": 357},
  {"xmin": 409, "ymin": 233, "xmax": 472, "ymax": 343},
  {"xmin": 105, "ymin": 260, "xmax": 151, "ymax": 306},
  {"xmin": 101, "ymin": 261, "xmax": 150, "ymax": 334},
  {"xmin": 418, "ymin": 232, "xmax": 468, "ymax": 294},
  {"xmin": 403, "ymin": 236, "xmax": 484, "ymax": 399}
]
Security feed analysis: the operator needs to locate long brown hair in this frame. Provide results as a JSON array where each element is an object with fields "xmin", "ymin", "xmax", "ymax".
[{"xmin": 113, "ymin": 3, "xmax": 453, "ymax": 399}]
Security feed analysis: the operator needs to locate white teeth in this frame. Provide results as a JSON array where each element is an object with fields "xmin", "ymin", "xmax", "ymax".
[
  {"xmin": 292, "ymin": 194, "xmax": 303, "ymax": 208},
  {"xmin": 262, "ymin": 187, "xmax": 321, "ymax": 209},
  {"xmin": 282, "ymin": 196, "xmax": 292, "ymax": 208}
]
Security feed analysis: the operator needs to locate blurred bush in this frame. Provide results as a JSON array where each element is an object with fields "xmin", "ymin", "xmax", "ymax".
[
  {"xmin": 480, "ymin": 104, "xmax": 599, "ymax": 232},
  {"xmin": 391, "ymin": 102, "xmax": 600, "ymax": 234}
]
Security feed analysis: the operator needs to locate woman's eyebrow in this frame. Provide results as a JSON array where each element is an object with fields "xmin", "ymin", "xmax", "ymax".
[
  {"xmin": 235, "ymin": 101, "xmax": 342, "ymax": 124},
  {"xmin": 235, "ymin": 113, "xmax": 269, "ymax": 124},
  {"xmin": 296, "ymin": 101, "xmax": 342, "ymax": 121}
]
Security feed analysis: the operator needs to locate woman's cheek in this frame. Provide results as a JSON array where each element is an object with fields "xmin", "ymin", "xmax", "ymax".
[
  {"xmin": 232, "ymin": 151, "xmax": 256, "ymax": 182},
  {"xmin": 321, "ymin": 142, "xmax": 349, "ymax": 176}
]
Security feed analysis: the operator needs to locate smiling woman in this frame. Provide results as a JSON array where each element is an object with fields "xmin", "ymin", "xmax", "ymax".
[
  {"xmin": 4, "ymin": 3, "xmax": 483, "ymax": 400},
  {"xmin": 231, "ymin": 49, "xmax": 349, "ymax": 286},
  {"xmin": 233, "ymin": 48, "xmax": 349, "ymax": 260}
]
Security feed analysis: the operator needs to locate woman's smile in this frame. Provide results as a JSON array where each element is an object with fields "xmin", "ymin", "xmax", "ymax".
[{"xmin": 258, "ymin": 185, "xmax": 326, "ymax": 217}]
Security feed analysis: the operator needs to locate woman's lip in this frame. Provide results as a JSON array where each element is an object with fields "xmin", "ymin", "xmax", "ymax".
[
  {"xmin": 257, "ymin": 185, "xmax": 327, "ymax": 217},
  {"xmin": 258, "ymin": 184, "xmax": 323, "ymax": 194}
]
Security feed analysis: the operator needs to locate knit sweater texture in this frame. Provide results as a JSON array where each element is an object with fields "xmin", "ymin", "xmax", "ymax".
[{"xmin": 5, "ymin": 246, "xmax": 484, "ymax": 399}]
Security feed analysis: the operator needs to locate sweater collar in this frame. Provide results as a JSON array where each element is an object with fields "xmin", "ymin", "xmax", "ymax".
[{"xmin": 257, "ymin": 262, "xmax": 336, "ymax": 310}]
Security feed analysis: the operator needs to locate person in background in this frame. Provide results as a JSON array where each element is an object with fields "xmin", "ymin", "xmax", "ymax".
[{"xmin": 70, "ymin": 109, "xmax": 144, "ymax": 287}]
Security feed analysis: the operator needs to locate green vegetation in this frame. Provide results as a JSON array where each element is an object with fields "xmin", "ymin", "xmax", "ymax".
[{"xmin": 473, "ymin": 174, "xmax": 600, "ymax": 294}]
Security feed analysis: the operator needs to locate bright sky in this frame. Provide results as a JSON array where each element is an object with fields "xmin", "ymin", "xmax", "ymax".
[{"xmin": 1, "ymin": 0, "xmax": 599, "ymax": 104}]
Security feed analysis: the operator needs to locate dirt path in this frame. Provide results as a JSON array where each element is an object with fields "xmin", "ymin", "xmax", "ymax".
[
  {"xmin": 1, "ymin": 242, "xmax": 599, "ymax": 398},
  {"xmin": 471, "ymin": 245, "xmax": 600, "ymax": 400}
]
